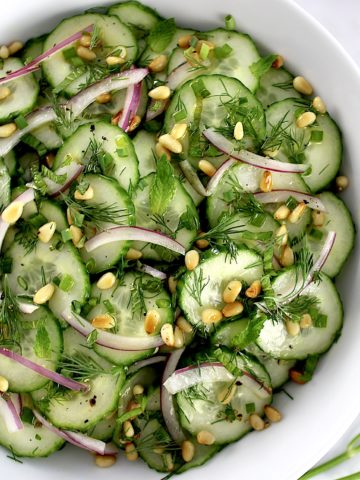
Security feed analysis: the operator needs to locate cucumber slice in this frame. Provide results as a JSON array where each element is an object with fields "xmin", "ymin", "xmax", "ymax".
[
  {"xmin": 132, "ymin": 130, "xmax": 157, "ymax": 178},
  {"xmin": 178, "ymin": 249, "xmax": 263, "ymax": 332},
  {"xmin": 53, "ymin": 122, "xmax": 139, "ymax": 192},
  {"xmin": 0, "ymin": 307, "xmax": 62, "ymax": 392},
  {"xmin": 0, "ymin": 159, "xmax": 11, "ymax": 209},
  {"xmin": 87, "ymin": 413, "xmax": 116, "ymax": 441},
  {"xmin": 177, "ymin": 443, "xmax": 220, "ymax": 474},
  {"xmin": 256, "ymin": 68, "xmax": 301, "ymax": 108},
  {"xmin": 132, "ymin": 173, "xmax": 199, "ymax": 261},
  {"xmin": 38, "ymin": 199, "xmax": 68, "ymax": 232},
  {"xmin": 0, "ymin": 58, "xmax": 39, "ymax": 122},
  {"xmin": 42, "ymin": 13, "xmax": 137, "ymax": 96},
  {"xmin": 108, "ymin": 1, "xmax": 161, "ymax": 38},
  {"xmin": 3, "ymin": 150, "xmax": 16, "ymax": 176},
  {"xmin": 257, "ymin": 268, "xmax": 343, "ymax": 359},
  {"xmin": 94, "ymin": 344, "xmax": 154, "ymax": 367},
  {"xmin": 177, "ymin": 352, "xmax": 271, "ymax": 444},
  {"xmin": 265, "ymin": 98, "xmax": 342, "ymax": 192},
  {"xmin": 31, "ymin": 123, "xmax": 63, "ymax": 150},
  {"xmin": 22, "ymin": 35, "xmax": 46, "ymax": 82}
]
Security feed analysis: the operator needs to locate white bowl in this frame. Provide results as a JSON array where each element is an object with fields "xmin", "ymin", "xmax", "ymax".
[{"xmin": 1, "ymin": 0, "xmax": 360, "ymax": 479}]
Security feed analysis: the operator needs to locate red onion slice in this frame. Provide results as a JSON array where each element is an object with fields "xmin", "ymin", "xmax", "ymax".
[
  {"xmin": 47, "ymin": 164, "xmax": 84, "ymax": 197},
  {"xmin": 0, "ymin": 348, "xmax": 88, "ymax": 392},
  {"xmin": 146, "ymin": 99, "xmax": 168, "ymax": 122},
  {"xmin": 127, "ymin": 355, "xmax": 167, "ymax": 375},
  {"xmin": 203, "ymin": 128, "xmax": 308, "ymax": 173},
  {"xmin": 167, "ymin": 62, "xmax": 190, "ymax": 91},
  {"xmin": 161, "ymin": 348, "xmax": 186, "ymax": 444},
  {"xmin": 9, "ymin": 393, "xmax": 22, "ymax": 416},
  {"xmin": 138, "ymin": 263, "xmax": 167, "ymax": 280},
  {"xmin": 84, "ymin": 226, "xmax": 185, "ymax": 256},
  {"xmin": 0, "ymin": 395, "xmax": 23, "ymax": 432},
  {"xmin": 118, "ymin": 73, "xmax": 142, "ymax": 131},
  {"xmin": 18, "ymin": 302, "xmax": 40, "ymax": 314},
  {"xmin": 254, "ymin": 190, "xmax": 326, "ymax": 211}
]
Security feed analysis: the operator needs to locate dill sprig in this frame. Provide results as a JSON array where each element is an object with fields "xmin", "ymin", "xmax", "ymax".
[
  {"xmin": 184, "ymin": 267, "xmax": 210, "ymax": 306},
  {"xmin": 14, "ymin": 219, "xmax": 38, "ymax": 255},
  {"xmin": 0, "ymin": 276, "xmax": 22, "ymax": 349},
  {"xmin": 261, "ymin": 112, "xmax": 290, "ymax": 152},
  {"xmin": 260, "ymin": 294, "xmax": 320, "ymax": 324},
  {"xmin": 59, "ymin": 352, "xmax": 118, "ymax": 381},
  {"xmin": 224, "ymin": 174, "xmax": 266, "ymax": 222},
  {"xmin": 47, "ymin": 92, "xmax": 74, "ymax": 132}
]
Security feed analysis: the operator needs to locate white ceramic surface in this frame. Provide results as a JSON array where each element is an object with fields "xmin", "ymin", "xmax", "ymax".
[{"xmin": 1, "ymin": 1, "xmax": 360, "ymax": 479}]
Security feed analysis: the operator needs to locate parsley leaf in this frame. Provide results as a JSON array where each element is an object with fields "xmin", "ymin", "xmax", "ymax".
[
  {"xmin": 34, "ymin": 324, "xmax": 51, "ymax": 359},
  {"xmin": 148, "ymin": 18, "xmax": 176, "ymax": 53},
  {"xmin": 149, "ymin": 155, "xmax": 176, "ymax": 215},
  {"xmin": 250, "ymin": 54, "xmax": 277, "ymax": 78}
]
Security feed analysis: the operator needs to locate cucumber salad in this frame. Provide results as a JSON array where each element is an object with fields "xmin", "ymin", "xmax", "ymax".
[{"xmin": 0, "ymin": 0, "xmax": 355, "ymax": 475}]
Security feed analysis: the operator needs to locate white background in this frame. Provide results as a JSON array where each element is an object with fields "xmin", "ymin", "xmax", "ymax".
[{"xmin": 294, "ymin": 2, "xmax": 360, "ymax": 478}]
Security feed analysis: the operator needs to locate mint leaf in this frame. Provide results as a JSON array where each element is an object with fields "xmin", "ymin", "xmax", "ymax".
[
  {"xmin": 34, "ymin": 324, "xmax": 51, "ymax": 359},
  {"xmin": 178, "ymin": 205, "xmax": 199, "ymax": 231},
  {"xmin": 231, "ymin": 315, "xmax": 266, "ymax": 350},
  {"xmin": 250, "ymin": 54, "xmax": 277, "ymax": 78},
  {"xmin": 149, "ymin": 156, "xmax": 176, "ymax": 215},
  {"xmin": 148, "ymin": 18, "xmax": 176, "ymax": 53}
]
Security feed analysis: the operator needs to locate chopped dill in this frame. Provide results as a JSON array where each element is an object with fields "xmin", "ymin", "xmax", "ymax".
[{"xmin": 184, "ymin": 267, "xmax": 210, "ymax": 306}]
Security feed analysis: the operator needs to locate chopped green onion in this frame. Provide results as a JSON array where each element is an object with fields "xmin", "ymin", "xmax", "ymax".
[
  {"xmin": 314, "ymin": 313, "xmax": 327, "ymax": 328},
  {"xmin": 52, "ymin": 276, "xmax": 61, "ymax": 287},
  {"xmin": 89, "ymin": 297, "xmax": 98, "ymax": 307},
  {"xmin": 87, "ymin": 329, "xmax": 98, "ymax": 346},
  {"xmin": 63, "ymin": 47, "xmax": 77, "ymax": 60},
  {"xmin": 59, "ymin": 274, "xmax": 75, "ymax": 292},
  {"xmin": 191, "ymin": 79, "xmax": 210, "ymax": 98},
  {"xmin": 35, "ymin": 434, "xmax": 42, "ymax": 441},
  {"xmin": 189, "ymin": 36, "xmax": 198, "ymax": 48},
  {"xmin": 245, "ymin": 402, "xmax": 255, "ymax": 414},
  {"xmin": 28, "ymin": 213, "xmax": 47, "ymax": 229},
  {"xmin": 199, "ymin": 42, "xmax": 210, "ymax": 60},
  {"xmin": 86, "ymin": 258, "xmax": 96, "ymax": 273},
  {"xmin": 14, "ymin": 114, "xmax": 28, "ymax": 130},
  {"xmin": 103, "ymin": 299, "xmax": 115, "ymax": 313},
  {"xmin": 76, "ymin": 180, "xmax": 90, "ymax": 195},
  {"xmin": 225, "ymin": 14, "xmax": 236, "ymax": 30},
  {"xmin": 17, "ymin": 275, "xmax": 28, "ymax": 291},
  {"xmin": 71, "ymin": 300, "xmax": 82, "ymax": 314},
  {"xmin": 285, "ymin": 196, "xmax": 298, "ymax": 210},
  {"xmin": 116, "ymin": 148, "xmax": 128, "ymax": 158},
  {"xmin": 294, "ymin": 107, "xmax": 306, "ymax": 119},
  {"xmin": 173, "ymin": 109, "xmax": 187, "ymax": 122},
  {"xmin": 156, "ymin": 298, "xmax": 171, "ymax": 308},
  {"xmin": 310, "ymin": 130, "xmax": 323, "ymax": 143},
  {"xmin": 309, "ymin": 228, "xmax": 323, "ymax": 241},
  {"xmin": 214, "ymin": 43, "xmax": 233, "ymax": 59},
  {"xmin": 22, "ymin": 134, "xmax": 47, "ymax": 156},
  {"xmin": 296, "ymin": 152, "xmax": 306, "ymax": 163},
  {"xmin": 61, "ymin": 228, "xmax": 73, "ymax": 243},
  {"xmin": 21, "ymin": 407, "xmax": 34, "ymax": 424},
  {"xmin": 73, "ymin": 211, "xmax": 85, "ymax": 228},
  {"xmin": 70, "ymin": 56, "xmax": 85, "ymax": 67},
  {"xmin": 249, "ymin": 213, "xmax": 266, "ymax": 227},
  {"xmin": 241, "ymin": 231, "xmax": 273, "ymax": 241},
  {"xmin": 0, "ymin": 257, "xmax": 12, "ymax": 274}
]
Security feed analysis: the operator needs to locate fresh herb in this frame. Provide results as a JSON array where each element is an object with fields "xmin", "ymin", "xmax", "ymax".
[
  {"xmin": 59, "ymin": 352, "xmax": 118, "ymax": 381},
  {"xmin": 6, "ymin": 446, "xmax": 23, "ymax": 464},
  {"xmin": 310, "ymin": 130, "xmax": 323, "ymax": 143},
  {"xmin": 0, "ymin": 276, "xmax": 22, "ymax": 349},
  {"xmin": 22, "ymin": 134, "xmax": 47, "ymax": 156},
  {"xmin": 245, "ymin": 402, "xmax": 256, "ymax": 414},
  {"xmin": 184, "ymin": 267, "xmax": 210, "ymax": 306},
  {"xmin": 260, "ymin": 294, "xmax": 320, "ymax": 325},
  {"xmin": 148, "ymin": 18, "xmax": 176, "ymax": 53},
  {"xmin": 86, "ymin": 329, "xmax": 98, "ymax": 346},
  {"xmin": 225, "ymin": 14, "xmax": 236, "ymax": 30},
  {"xmin": 34, "ymin": 323, "xmax": 51, "ymax": 359},
  {"xmin": 82, "ymin": 135, "xmax": 114, "ymax": 175},
  {"xmin": 250, "ymin": 54, "xmax": 277, "ymax": 78},
  {"xmin": 178, "ymin": 205, "xmax": 200, "ymax": 232},
  {"xmin": 149, "ymin": 155, "xmax": 177, "ymax": 215},
  {"xmin": 231, "ymin": 314, "xmax": 267, "ymax": 350},
  {"xmin": 14, "ymin": 219, "xmax": 38, "ymax": 254},
  {"xmin": 58, "ymin": 274, "xmax": 74, "ymax": 292},
  {"xmin": 89, "ymin": 24, "xmax": 101, "ymax": 50},
  {"xmin": 47, "ymin": 92, "xmax": 74, "ymax": 132},
  {"xmin": 14, "ymin": 114, "xmax": 29, "ymax": 130},
  {"xmin": 261, "ymin": 112, "xmax": 290, "ymax": 153},
  {"xmin": 214, "ymin": 43, "xmax": 233, "ymax": 60},
  {"xmin": 297, "ymin": 355, "xmax": 319, "ymax": 383},
  {"xmin": 130, "ymin": 275, "xmax": 162, "ymax": 318}
]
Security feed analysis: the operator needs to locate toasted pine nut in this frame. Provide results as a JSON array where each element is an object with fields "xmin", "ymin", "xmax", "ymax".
[
  {"xmin": 1, "ymin": 201, "xmax": 23, "ymax": 224},
  {"xmin": 161, "ymin": 323, "xmax": 175, "ymax": 347},
  {"xmin": 280, "ymin": 245, "xmax": 294, "ymax": 267},
  {"xmin": 300, "ymin": 313, "xmax": 312, "ymax": 329},
  {"xmin": 66, "ymin": 208, "xmax": 73, "ymax": 225},
  {"xmin": 144, "ymin": 310, "xmax": 161, "ymax": 334},
  {"xmin": 312, "ymin": 96, "xmax": 327, "ymax": 114},
  {"xmin": 158, "ymin": 134, "xmax": 182, "ymax": 154},
  {"xmin": 38, "ymin": 221, "xmax": 56, "ymax": 244},
  {"xmin": 274, "ymin": 204, "xmax": 290, "ymax": 221},
  {"xmin": 133, "ymin": 384, "xmax": 144, "ymax": 396},
  {"xmin": 170, "ymin": 123, "xmax": 187, "ymax": 140},
  {"xmin": 8, "ymin": 41, "xmax": 23, "ymax": 55},
  {"xmin": 197, "ymin": 430, "xmax": 215, "ymax": 445},
  {"xmin": 234, "ymin": 121, "xmax": 244, "ymax": 141},
  {"xmin": 96, "ymin": 272, "xmax": 116, "ymax": 290},
  {"xmin": 128, "ymin": 115, "xmax": 141, "ymax": 132},
  {"xmin": 96, "ymin": 93, "xmax": 112, "ymax": 104},
  {"xmin": 76, "ymin": 45, "xmax": 96, "ymax": 61},
  {"xmin": 335, "ymin": 175, "xmax": 349, "ymax": 192},
  {"xmin": 0, "ymin": 45, "xmax": 9, "ymax": 59},
  {"xmin": 74, "ymin": 185, "xmax": 94, "ymax": 200},
  {"xmin": 290, "ymin": 369, "xmax": 306, "ymax": 385},
  {"xmin": 0, "ymin": 375, "xmax": 9, "ymax": 393},
  {"xmin": 185, "ymin": 250, "xmax": 200, "ymax": 270},
  {"xmin": 176, "ymin": 316, "xmax": 193, "ymax": 334},
  {"xmin": 125, "ymin": 443, "xmax": 138, "ymax": 461},
  {"xmin": 106, "ymin": 55, "xmax": 126, "ymax": 66},
  {"xmin": 148, "ymin": 86, "xmax": 171, "ymax": 101},
  {"xmin": 312, "ymin": 210, "xmax": 325, "ymax": 227},
  {"xmin": 293, "ymin": 76, "xmax": 313, "ymax": 95},
  {"xmin": 92, "ymin": 313, "xmax": 115, "ymax": 329},
  {"xmin": 288, "ymin": 202, "xmax": 307, "ymax": 223},
  {"xmin": 296, "ymin": 111, "xmax": 316, "ymax": 128},
  {"xmin": 0, "ymin": 87, "xmax": 11, "ymax": 101},
  {"xmin": 249, "ymin": 413, "xmax": 265, "ymax": 431},
  {"xmin": 285, "ymin": 319, "xmax": 300, "ymax": 336},
  {"xmin": 222, "ymin": 301, "xmax": 244, "ymax": 318},
  {"xmin": 174, "ymin": 325, "xmax": 184, "ymax": 348},
  {"xmin": 195, "ymin": 237, "xmax": 209, "ymax": 249},
  {"xmin": 33, "ymin": 283, "xmax": 55, "ymax": 305},
  {"xmin": 95, "ymin": 454, "xmax": 116, "ymax": 468},
  {"xmin": 0, "ymin": 122, "xmax": 17, "ymax": 138},
  {"xmin": 123, "ymin": 420, "xmax": 135, "ymax": 438},
  {"xmin": 164, "ymin": 453, "xmax": 174, "ymax": 472},
  {"xmin": 223, "ymin": 280, "xmax": 242, "ymax": 304},
  {"xmin": 260, "ymin": 170, "xmax": 272, "ymax": 192},
  {"xmin": 245, "ymin": 280, "xmax": 262, "ymax": 299},
  {"xmin": 272, "ymin": 55, "xmax": 284, "ymax": 69},
  {"xmin": 201, "ymin": 308, "xmax": 223, "ymax": 325},
  {"xmin": 168, "ymin": 276, "xmax": 177, "ymax": 294},
  {"xmin": 45, "ymin": 152, "xmax": 55, "ymax": 168},
  {"xmin": 79, "ymin": 33, "xmax": 91, "ymax": 48},
  {"xmin": 198, "ymin": 159, "xmax": 216, "ymax": 177},
  {"xmin": 178, "ymin": 34, "xmax": 192, "ymax": 49},
  {"xmin": 217, "ymin": 384, "xmax": 236, "ymax": 404},
  {"xmin": 276, "ymin": 224, "xmax": 288, "ymax": 246},
  {"xmin": 181, "ymin": 440, "xmax": 195, "ymax": 463},
  {"xmin": 125, "ymin": 248, "xmax": 143, "ymax": 260},
  {"xmin": 264, "ymin": 405, "xmax": 282, "ymax": 422},
  {"xmin": 155, "ymin": 142, "xmax": 171, "ymax": 161},
  {"xmin": 70, "ymin": 225, "xmax": 83, "ymax": 246},
  {"xmin": 148, "ymin": 54, "xmax": 168, "ymax": 73}
]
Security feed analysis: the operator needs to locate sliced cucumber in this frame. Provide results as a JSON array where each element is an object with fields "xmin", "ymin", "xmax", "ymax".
[
  {"xmin": 178, "ymin": 248, "xmax": 263, "ymax": 332},
  {"xmin": 178, "ymin": 443, "xmax": 221, "ymax": 474},
  {"xmin": 87, "ymin": 412, "xmax": 116, "ymax": 441},
  {"xmin": 22, "ymin": 35, "xmax": 46, "ymax": 82},
  {"xmin": 132, "ymin": 130, "xmax": 157, "ymax": 178},
  {"xmin": 257, "ymin": 268, "xmax": 343, "ymax": 359},
  {"xmin": 256, "ymin": 68, "xmax": 300, "ymax": 108},
  {"xmin": 108, "ymin": 1, "xmax": 161, "ymax": 38},
  {"xmin": 38, "ymin": 199, "xmax": 68, "ymax": 232},
  {"xmin": 31, "ymin": 123, "xmax": 63, "ymax": 150},
  {"xmin": 42, "ymin": 13, "xmax": 137, "ymax": 96},
  {"xmin": 0, "ymin": 159, "xmax": 11, "ymax": 209},
  {"xmin": 0, "ymin": 307, "xmax": 62, "ymax": 392},
  {"xmin": 94, "ymin": 344, "xmax": 154, "ymax": 367},
  {"xmin": 3, "ymin": 150, "xmax": 16, "ymax": 176}
]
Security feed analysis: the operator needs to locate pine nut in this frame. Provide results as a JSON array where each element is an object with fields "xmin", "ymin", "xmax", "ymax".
[
  {"xmin": 0, "ymin": 375, "xmax": 9, "ymax": 393},
  {"xmin": 249, "ymin": 413, "xmax": 265, "ymax": 431},
  {"xmin": 164, "ymin": 453, "xmax": 174, "ymax": 472},
  {"xmin": 1, "ymin": 201, "xmax": 23, "ymax": 224},
  {"xmin": 274, "ymin": 204, "xmax": 290, "ymax": 221},
  {"xmin": 33, "ymin": 283, "xmax": 55, "ymax": 305},
  {"xmin": 170, "ymin": 123, "xmax": 187, "ymax": 140},
  {"xmin": 276, "ymin": 224, "xmax": 288, "ymax": 246},
  {"xmin": 285, "ymin": 319, "xmax": 300, "ymax": 336},
  {"xmin": 95, "ymin": 454, "xmax": 117, "ymax": 468},
  {"xmin": 158, "ymin": 134, "xmax": 182, "ymax": 154},
  {"xmin": 335, "ymin": 175, "xmax": 349, "ymax": 192},
  {"xmin": 125, "ymin": 248, "xmax": 143, "ymax": 260},
  {"xmin": 66, "ymin": 208, "xmax": 73, "ymax": 226},
  {"xmin": 70, "ymin": 225, "xmax": 83, "ymax": 246},
  {"xmin": 181, "ymin": 440, "xmax": 195, "ymax": 463},
  {"xmin": 312, "ymin": 96, "xmax": 327, "ymax": 114},
  {"xmin": 174, "ymin": 325, "xmax": 184, "ymax": 348},
  {"xmin": 222, "ymin": 301, "xmax": 244, "ymax": 318},
  {"xmin": 245, "ymin": 280, "xmax": 262, "ymax": 299},
  {"xmin": 79, "ymin": 33, "xmax": 91, "ymax": 48},
  {"xmin": 176, "ymin": 316, "xmax": 193, "ymax": 334},
  {"xmin": 259, "ymin": 170, "xmax": 272, "ymax": 192},
  {"xmin": 264, "ymin": 148, "xmax": 279, "ymax": 158},
  {"xmin": 0, "ymin": 87, "xmax": 11, "ymax": 101},
  {"xmin": 92, "ymin": 313, "xmax": 115, "ymax": 329},
  {"xmin": 198, "ymin": 159, "xmax": 216, "ymax": 177},
  {"xmin": 76, "ymin": 46, "xmax": 96, "ymax": 61},
  {"xmin": 234, "ymin": 121, "xmax": 244, "ymax": 141},
  {"xmin": 106, "ymin": 55, "xmax": 126, "ymax": 66},
  {"xmin": 38, "ymin": 221, "xmax": 56, "ymax": 243},
  {"xmin": 0, "ymin": 45, "xmax": 10, "ymax": 59},
  {"xmin": 197, "ymin": 430, "xmax": 215, "ymax": 445},
  {"xmin": 96, "ymin": 272, "xmax": 116, "ymax": 290},
  {"xmin": 160, "ymin": 323, "xmax": 175, "ymax": 347},
  {"xmin": 45, "ymin": 152, "xmax": 55, "ymax": 168},
  {"xmin": 201, "ymin": 308, "xmax": 223, "ymax": 325},
  {"xmin": 296, "ymin": 111, "xmax": 316, "ymax": 128},
  {"xmin": 74, "ymin": 185, "xmax": 94, "ymax": 200},
  {"xmin": 288, "ymin": 202, "xmax": 307, "ymax": 223},
  {"xmin": 178, "ymin": 34, "xmax": 192, "ymax": 49},
  {"xmin": 223, "ymin": 280, "xmax": 242, "ymax": 303},
  {"xmin": 128, "ymin": 115, "xmax": 141, "ymax": 132},
  {"xmin": 123, "ymin": 420, "xmax": 135, "ymax": 437},
  {"xmin": 195, "ymin": 237, "xmax": 209, "ymax": 249},
  {"xmin": 312, "ymin": 210, "xmax": 325, "ymax": 227},
  {"xmin": 125, "ymin": 443, "xmax": 138, "ymax": 461},
  {"xmin": 300, "ymin": 313, "xmax": 312, "ymax": 329},
  {"xmin": 272, "ymin": 55, "xmax": 284, "ymax": 69},
  {"xmin": 8, "ymin": 41, "xmax": 23, "ymax": 55},
  {"xmin": 168, "ymin": 276, "xmax": 177, "ymax": 294},
  {"xmin": 280, "ymin": 245, "xmax": 294, "ymax": 267},
  {"xmin": 0, "ymin": 122, "xmax": 17, "ymax": 138},
  {"xmin": 290, "ymin": 369, "xmax": 306, "ymax": 385},
  {"xmin": 148, "ymin": 54, "xmax": 168, "ymax": 73},
  {"xmin": 144, "ymin": 310, "xmax": 161, "ymax": 334},
  {"xmin": 185, "ymin": 250, "xmax": 200, "ymax": 270},
  {"xmin": 217, "ymin": 384, "xmax": 236, "ymax": 404},
  {"xmin": 133, "ymin": 384, "xmax": 144, "ymax": 396},
  {"xmin": 96, "ymin": 93, "xmax": 112, "ymax": 104},
  {"xmin": 264, "ymin": 405, "xmax": 282, "ymax": 422},
  {"xmin": 148, "ymin": 86, "xmax": 171, "ymax": 101},
  {"xmin": 153, "ymin": 447, "xmax": 165, "ymax": 454},
  {"xmin": 155, "ymin": 142, "xmax": 171, "ymax": 161},
  {"xmin": 293, "ymin": 76, "xmax": 313, "ymax": 95}
]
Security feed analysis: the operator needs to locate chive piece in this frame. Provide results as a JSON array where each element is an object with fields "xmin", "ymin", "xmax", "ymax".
[
  {"xmin": 214, "ymin": 43, "xmax": 233, "ymax": 59},
  {"xmin": 63, "ymin": 47, "xmax": 77, "ymax": 60},
  {"xmin": 73, "ymin": 211, "xmax": 85, "ymax": 228},
  {"xmin": 245, "ymin": 402, "xmax": 255, "ymax": 414},
  {"xmin": 22, "ymin": 134, "xmax": 47, "ymax": 156},
  {"xmin": 59, "ymin": 274, "xmax": 75, "ymax": 292},
  {"xmin": 314, "ymin": 313, "xmax": 327, "ymax": 328},
  {"xmin": 86, "ymin": 258, "xmax": 96, "ymax": 273},
  {"xmin": 28, "ymin": 213, "xmax": 47, "ymax": 229},
  {"xmin": 249, "ymin": 213, "xmax": 266, "ymax": 227},
  {"xmin": 89, "ymin": 297, "xmax": 98, "ymax": 307},
  {"xmin": 21, "ymin": 407, "xmax": 34, "ymax": 424},
  {"xmin": 191, "ymin": 79, "xmax": 210, "ymax": 98},
  {"xmin": 309, "ymin": 228, "xmax": 323, "ymax": 241},
  {"xmin": 241, "ymin": 231, "xmax": 273, "ymax": 241},
  {"xmin": 294, "ymin": 107, "xmax": 306, "ymax": 119},
  {"xmin": 52, "ymin": 276, "xmax": 61, "ymax": 287},
  {"xmin": 238, "ymin": 96, "xmax": 249, "ymax": 105},
  {"xmin": 71, "ymin": 300, "xmax": 82, "ymax": 314},
  {"xmin": 87, "ymin": 329, "xmax": 98, "ymax": 346},
  {"xmin": 70, "ymin": 56, "xmax": 85, "ymax": 67},
  {"xmin": 61, "ymin": 228, "xmax": 73, "ymax": 243},
  {"xmin": 15, "ymin": 114, "xmax": 28, "ymax": 130},
  {"xmin": 156, "ymin": 298, "xmax": 171, "ymax": 308},
  {"xmin": 225, "ymin": 14, "xmax": 236, "ymax": 30},
  {"xmin": 0, "ymin": 257, "xmax": 12, "ymax": 274},
  {"xmin": 103, "ymin": 299, "xmax": 115, "ymax": 313},
  {"xmin": 17, "ymin": 275, "xmax": 28, "ymax": 291},
  {"xmin": 189, "ymin": 36, "xmax": 198, "ymax": 48},
  {"xmin": 199, "ymin": 42, "xmax": 210, "ymax": 60},
  {"xmin": 173, "ymin": 109, "xmax": 187, "ymax": 122},
  {"xmin": 310, "ymin": 130, "xmax": 323, "ymax": 143},
  {"xmin": 285, "ymin": 196, "xmax": 298, "ymax": 210},
  {"xmin": 116, "ymin": 148, "xmax": 128, "ymax": 158}
]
